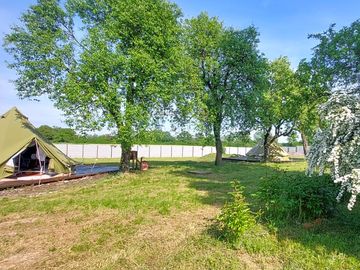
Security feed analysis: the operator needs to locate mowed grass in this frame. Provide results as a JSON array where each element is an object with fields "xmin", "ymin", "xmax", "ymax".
[{"xmin": 0, "ymin": 156, "xmax": 359, "ymax": 269}]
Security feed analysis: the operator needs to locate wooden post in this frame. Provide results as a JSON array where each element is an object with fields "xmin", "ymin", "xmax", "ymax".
[{"xmin": 96, "ymin": 144, "xmax": 99, "ymax": 159}]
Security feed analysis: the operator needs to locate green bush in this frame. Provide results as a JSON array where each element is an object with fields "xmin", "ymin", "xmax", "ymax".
[
  {"xmin": 255, "ymin": 172, "xmax": 338, "ymax": 224},
  {"xmin": 217, "ymin": 182, "xmax": 256, "ymax": 243}
]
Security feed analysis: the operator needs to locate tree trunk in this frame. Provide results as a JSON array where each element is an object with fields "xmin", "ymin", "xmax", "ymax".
[
  {"xmin": 300, "ymin": 131, "xmax": 309, "ymax": 156},
  {"xmin": 263, "ymin": 130, "xmax": 271, "ymax": 162},
  {"xmin": 213, "ymin": 122, "xmax": 223, "ymax": 166},
  {"xmin": 120, "ymin": 144, "xmax": 131, "ymax": 172}
]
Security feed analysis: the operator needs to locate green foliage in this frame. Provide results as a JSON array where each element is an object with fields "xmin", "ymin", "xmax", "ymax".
[
  {"xmin": 295, "ymin": 20, "xmax": 360, "ymax": 145},
  {"xmin": 142, "ymin": 130, "xmax": 176, "ymax": 145},
  {"xmin": 294, "ymin": 60, "xmax": 326, "ymax": 143},
  {"xmin": 223, "ymin": 132, "xmax": 255, "ymax": 147},
  {"xmin": 37, "ymin": 125, "xmax": 77, "ymax": 143},
  {"xmin": 254, "ymin": 57, "xmax": 301, "ymax": 140},
  {"xmin": 282, "ymin": 132, "xmax": 302, "ymax": 147},
  {"xmin": 176, "ymin": 131, "xmax": 194, "ymax": 144},
  {"xmin": 185, "ymin": 12, "xmax": 267, "ymax": 165},
  {"xmin": 217, "ymin": 182, "xmax": 256, "ymax": 243},
  {"xmin": 256, "ymin": 172, "xmax": 339, "ymax": 224},
  {"xmin": 4, "ymin": 0, "xmax": 198, "ymax": 170},
  {"xmin": 309, "ymin": 20, "xmax": 360, "ymax": 89}
]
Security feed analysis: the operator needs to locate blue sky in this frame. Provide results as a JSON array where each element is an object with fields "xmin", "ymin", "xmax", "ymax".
[{"xmin": 0, "ymin": 0, "xmax": 359, "ymax": 130}]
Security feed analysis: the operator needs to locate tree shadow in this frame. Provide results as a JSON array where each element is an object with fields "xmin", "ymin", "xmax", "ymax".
[
  {"xmin": 274, "ymin": 204, "xmax": 360, "ymax": 260},
  {"xmin": 156, "ymin": 158, "xmax": 360, "ymax": 261},
  {"xmin": 161, "ymin": 159, "xmax": 281, "ymax": 206}
]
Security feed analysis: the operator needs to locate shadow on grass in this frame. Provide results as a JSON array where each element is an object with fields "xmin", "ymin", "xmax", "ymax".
[
  {"xmin": 153, "ymin": 159, "xmax": 280, "ymax": 207},
  {"xmin": 275, "ymin": 204, "xmax": 360, "ymax": 260},
  {"xmin": 98, "ymin": 158, "xmax": 360, "ymax": 261}
]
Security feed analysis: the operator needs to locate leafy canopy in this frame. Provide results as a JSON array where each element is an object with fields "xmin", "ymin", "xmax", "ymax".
[
  {"xmin": 4, "ymin": 0, "xmax": 197, "ymax": 169},
  {"xmin": 307, "ymin": 20, "xmax": 360, "ymax": 210},
  {"xmin": 184, "ymin": 12, "xmax": 266, "ymax": 164},
  {"xmin": 254, "ymin": 57, "xmax": 301, "ymax": 143}
]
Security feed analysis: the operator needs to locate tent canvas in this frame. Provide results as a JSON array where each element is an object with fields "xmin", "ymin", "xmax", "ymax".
[
  {"xmin": 0, "ymin": 107, "xmax": 77, "ymax": 178},
  {"xmin": 246, "ymin": 141, "xmax": 290, "ymax": 162}
]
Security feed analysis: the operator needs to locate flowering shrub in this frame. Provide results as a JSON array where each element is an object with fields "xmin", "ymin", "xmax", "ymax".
[{"xmin": 307, "ymin": 90, "xmax": 360, "ymax": 210}]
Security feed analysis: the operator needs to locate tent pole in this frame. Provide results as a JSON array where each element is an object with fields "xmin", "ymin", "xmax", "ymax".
[
  {"xmin": 18, "ymin": 153, "xmax": 21, "ymax": 173},
  {"xmin": 35, "ymin": 140, "xmax": 43, "ymax": 174}
]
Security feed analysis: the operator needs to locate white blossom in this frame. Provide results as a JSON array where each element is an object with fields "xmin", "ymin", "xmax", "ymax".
[{"xmin": 307, "ymin": 89, "xmax": 360, "ymax": 210}]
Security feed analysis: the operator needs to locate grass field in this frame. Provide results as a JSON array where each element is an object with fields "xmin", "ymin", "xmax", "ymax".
[{"xmin": 0, "ymin": 156, "xmax": 359, "ymax": 269}]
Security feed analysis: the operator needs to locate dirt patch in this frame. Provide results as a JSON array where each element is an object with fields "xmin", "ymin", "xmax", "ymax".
[
  {"xmin": 0, "ymin": 173, "xmax": 117, "ymax": 198},
  {"xmin": 0, "ymin": 210, "xmax": 120, "ymax": 270}
]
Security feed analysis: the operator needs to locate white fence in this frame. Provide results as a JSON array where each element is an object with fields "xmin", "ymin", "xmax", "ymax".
[{"xmin": 54, "ymin": 144, "xmax": 305, "ymax": 159}]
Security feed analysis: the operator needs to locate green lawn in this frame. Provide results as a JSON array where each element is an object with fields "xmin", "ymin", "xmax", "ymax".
[{"xmin": 0, "ymin": 156, "xmax": 359, "ymax": 269}]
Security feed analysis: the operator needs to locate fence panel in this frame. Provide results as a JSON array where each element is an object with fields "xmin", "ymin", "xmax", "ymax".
[
  {"xmin": 67, "ymin": 144, "xmax": 83, "ymax": 158},
  {"xmin": 171, "ymin": 145, "xmax": 183, "ymax": 158},
  {"xmin": 54, "ymin": 144, "xmax": 67, "ymax": 155},
  {"xmin": 202, "ymin": 146, "xmax": 213, "ymax": 156},
  {"xmin": 160, "ymin": 145, "xmax": 172, "ymax": 158},
  {"xmin": 137, "ymin": 145, "xmax": 150, "ymax": 158},
  {"xmin": 55, "ymin": 143, "xmax": 306, "ymax": 159}
]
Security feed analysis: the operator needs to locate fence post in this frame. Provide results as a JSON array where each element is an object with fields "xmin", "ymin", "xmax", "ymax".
[
  {"xmin": 201, "ymin": 147, "xmax": 204, "ymax": 157},
  {"xmin": 148, "ymin": 145, "xmax": 151, "ymax": 158},
  {"xmin": 160, "ymin": 145, "xmax": 162, "ymax": 158},
  {"xmin": 171, "ymin": 145, "xmax": 173, "ymax": 158},
  {"xmin": 96, "ymin": 144, "xmax": 99, "ymax": 159},
  {"xmin": 110, "ymin": 145, "xmax": 113, "ymax": 158},
  {"xmin": 82, "ymin": 144, "xmax": 84, "ymax": 160},
  {"xmin": 66, "ymin": 143, "xmax": 69, "ymax": 156},
  {"xmin": 182, "ymin": 146, "xmax": 184, "ymax": 157},
  {"xmin": 192, "ymin": 146, "xmax": 194, "ymax": 157}
]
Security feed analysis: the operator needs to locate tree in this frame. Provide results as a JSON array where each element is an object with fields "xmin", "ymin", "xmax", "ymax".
[
  {"xmin": 309, "ymin": 20, "xmax": 360, "ymax": 90},
  {"xmin": 294, "ymin": 60, "xmax": 328, "ymax": 155},
  {"xmin": 307, "ymin": 91, "xmax": 360, "ymax": 210},
  {"xmin": 285, "ymin": 132, "xmax": 301, "ymax": 147},
  {"xmin": 254, "ymin": 57, "xmax": 301, "ymax": 161},
  {"xmin": 176, "ymin": 131, "xmax": 194, "ymax": 144},
  {"xmin": 36, "ymin": 125, "xmax": 56, "ymax": 142},
  {"xmin": 37, "ymin": 125, "xmax": 77, "ymax": 142},
  {"xmin": 307, "ymin": 20, "xmax": 360, "ymax": 210},
  {"xmin": 223, "ymin": 131, "xmax": 254, "ymax": 147},
  {"xmin": 143, "ymin": 130, "xmax": 175, "ymax": 145},
  {"xmin": 4, "ymin": 0, "xmax": 196, "ymax": 171},
  {"xmin": 184, "ymin": 13, "xmax": 266, "ymax": 165}
]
